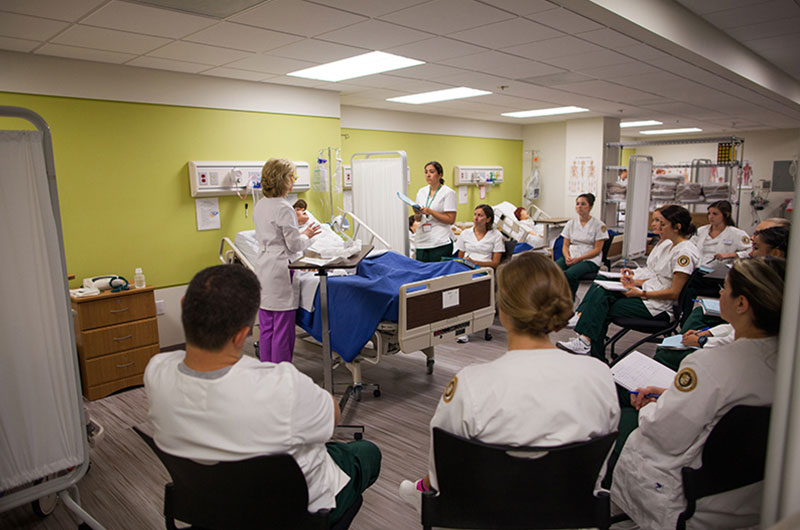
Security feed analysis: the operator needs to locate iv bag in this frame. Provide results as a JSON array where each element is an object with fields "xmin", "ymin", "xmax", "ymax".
[
  {"xmin": 525, "ymin": 168, "xmax": 541, "ymax": 201},
  {"xmin": 313, "ymin": 162, "xmax": 329, "ymax": 192},
  {"xmin": 333, "ymin": 158, "xmax": 343, "ymax": 193}
]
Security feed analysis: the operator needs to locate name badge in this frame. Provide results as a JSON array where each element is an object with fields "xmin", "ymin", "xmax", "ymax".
[
  {"xmin": 421, "ymin": 223, "xmax": 432, "ymax": 233},
  {"xmin": 723, "ymin": 238, "xmax": 733, "ymax": 245}
]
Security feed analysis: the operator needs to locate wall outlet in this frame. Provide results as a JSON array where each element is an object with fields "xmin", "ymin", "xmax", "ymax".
[{"xmin": 155, "ymin": 299, "xmax": 166, "ymax": 315}]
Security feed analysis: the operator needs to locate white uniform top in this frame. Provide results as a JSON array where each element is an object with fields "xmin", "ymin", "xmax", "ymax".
[
  {"xmin": 144, "ymin": 352, "xmax": 350, "ymax": 513},
  {"xmin": 691, "ymin": 224, "xmax": 752, "ymax": 264},
  {"xmin": 427, "ymin": 348, "xmax": 620, "ymax": 490},
  {"xmin": 561, "ymin": 216, "xmax": 609, "ymax": 267},
  {"xmin": 414, "ymin": 184, "xmax": 457, "ymax": 249},
  {"xmin": 706, "ymin": 323, "xmax": 734, "ymax": 349},
  {"xmin": 634, "ymin": 239, "xmax": 673, "ymax": 281},
  {"xmin": 253, "ymin": 197, "xmax": 311, "ymax": 311},
  {"xmin": 454, "ymin": 227, "xmax": 505, "ymax": 263},
  {"xmin": 612, "ymin": 336, "xmax": 777, "ymax": 530},
  {"xmin": 641, "ymin": 239, "xmax": 699, "ymax": 317}
]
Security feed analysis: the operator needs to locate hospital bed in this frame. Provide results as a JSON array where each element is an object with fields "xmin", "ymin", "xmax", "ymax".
[
  {"xmin": 492, "ymin": 201, "xmax": 546, "ymax": 250},
  {"xmin": 219, "ymin": 213, "xmax": 495, "ymax": 403}
]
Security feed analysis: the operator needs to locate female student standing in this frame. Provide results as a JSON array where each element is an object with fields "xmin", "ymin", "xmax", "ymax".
[
  {"xmin": 414, "ymin": 161, "xmax": 457, "ymax": 262},
  {"xmin": 556, "ymin": 193, "xmax": 609, "ymax": 299},
  {"xmin": 253, "ymin": 158, "xmax": 320, "ymax": 363},
  {"xmin": 612, "ymin": 256, "xmax": 785, "ymax": 530},
  {"xmin": 691, "ymin": 200, "xmax": 751, "ymax": 263},
  {"xmin": 454, "ymin": 204, "xmax": 505, "ymax": 269}
]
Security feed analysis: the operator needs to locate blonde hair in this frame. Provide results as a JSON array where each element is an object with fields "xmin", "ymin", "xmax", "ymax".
[
  {"xmin": 497, "ymin": 253, "xmax": 574, "ymax": 336},
  {"xmin": 261, "ymin": 158, "xmax": 294, "ymax": 198},
  {"xmin": 727, "ymin": 256, "xmax": 785, "ymax": 335}
]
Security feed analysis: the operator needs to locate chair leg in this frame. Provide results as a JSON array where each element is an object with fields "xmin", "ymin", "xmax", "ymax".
[{"xmin": 484, "ymin": 328, "xmax": 492, "ymax": 341}]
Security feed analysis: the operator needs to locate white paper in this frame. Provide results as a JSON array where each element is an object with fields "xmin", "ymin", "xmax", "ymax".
[
  {"xmin": 659, "ymin": 335, "xmax": 698, "ymax": 350},
  {"xmin": 396, "ymin": 191, "xmax": 420, "ymax": 209},
  {"xmin": 442, "ymin": 288, "xmax": 460, "ymax": 309},
  {"xmin": 597, "ymin": 271, "xmax": 623, "ymax": 279},
  {"xmin": 343, "ymin": 190, "xmax": 353, "ymax": 213},
  {"xmin": 593, "ymin": 279, "xmax": 627, "ymax": 291},
  {"xmin": 479, "ymin": 185, "xmax": 486, "ymax": 199},
  {"xmin": 458, "ymin": 186, "xmax": 468, "ymax": 204},
  {"xmin": 700, "ymin": 298, "xmax": 721, "ymax": 316},
  {"xmin": 195, "ymin": 197, "xmax": 220, "ymax": 231},
  {"xmin": 611, "ymin": 351, "xmax": 677, "ymax": 391},
  {"xmin": 300, "ymin": 256, "xmax": 334, "ymax": 266}
]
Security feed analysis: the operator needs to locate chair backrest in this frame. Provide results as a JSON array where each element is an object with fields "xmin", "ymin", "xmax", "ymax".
[
  {"xmin": 676, "ymin": 268, "xmax": 704, "ymax": 324},
  {"xmin": 422, "ymin": 428, "xmax": 616, "ymax": 529},
  {"xmin": 502, "ymin": 238, "xmax": 517, "ymax": 263},
  {"xmin": 677, "ymin": 405, "xmax": 771, "ymax": 530},
  {"xmin": 552, "ymin": 235, "xmax": 564, "ymax": 261},
  {"xmin": 133, "ymin": 427, "xmax": 328, "ymax": 530},
  {"xmin": 602, "ymin": 230, "xmax": 618, "ymax": 270}
]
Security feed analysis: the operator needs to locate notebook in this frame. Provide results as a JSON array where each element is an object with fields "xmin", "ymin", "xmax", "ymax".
[{"xmin": 611, "ymin": 351, "xmax": 677, "ymax": 391}]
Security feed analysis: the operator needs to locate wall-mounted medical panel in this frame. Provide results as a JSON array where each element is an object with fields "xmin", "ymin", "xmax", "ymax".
[
  {"xmin": 189, "ymin": 160, "xmax": 310, "ymax": 197},
  {"xmin": 453, "ymin": 165, "xmax": 504, "ymax": 185}
]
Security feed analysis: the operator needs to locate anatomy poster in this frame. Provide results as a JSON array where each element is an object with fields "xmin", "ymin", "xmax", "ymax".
[{"xmin": 569, "ymin": 156, "xmax": 597, "ymax": 195}]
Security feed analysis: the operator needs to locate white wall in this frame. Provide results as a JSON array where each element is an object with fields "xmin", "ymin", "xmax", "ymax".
[{"xmin": 522, "ymin": 121, "xmax": 567, "ymax": 217}]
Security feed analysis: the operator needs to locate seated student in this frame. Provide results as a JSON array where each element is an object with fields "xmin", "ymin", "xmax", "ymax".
[
  {"xmin": 611, "ymin": 256, "xmax": 786, "ymax": 530},
  {"xmin": 556, "ymin": 193, "xmax": 609, "ymax": 300},
  {"xmin": 397, "ymin": 252, "xmax": 620, "ymax": 510},
  {"xmin": 558, "ymin": 205, "xmax": 699, "ymax": 361},
  {"xmin": 454, "ymin": 204, "xmax": 505, "ymax": 269},
  {"xmin": 691, "ymin": 200, "xmax": 752, "ymax": 264},
  {"xmin": 144, "ymin": 265, "xmax": 381, "ymax": 526}
]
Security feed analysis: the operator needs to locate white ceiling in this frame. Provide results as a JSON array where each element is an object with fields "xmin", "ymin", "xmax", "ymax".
[{"xmin": 1, "ymin": 0, "xmax": 799, "ymax": 133}]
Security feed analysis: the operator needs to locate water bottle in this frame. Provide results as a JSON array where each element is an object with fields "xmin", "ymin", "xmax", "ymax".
[{"xmin": 134, "ymin": 267, "xmax": 146, "ymax": 289}]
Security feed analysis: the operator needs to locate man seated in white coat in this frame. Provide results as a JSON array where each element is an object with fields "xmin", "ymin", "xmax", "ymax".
[{"xmin": 144, "ymin": 265, "xmax": 381, "ymax": 526}]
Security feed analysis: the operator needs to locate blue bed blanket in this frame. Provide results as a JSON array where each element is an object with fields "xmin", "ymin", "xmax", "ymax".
[{"xmin": 296, "ymin": 252, "xmax": 470, "ymax": 363}]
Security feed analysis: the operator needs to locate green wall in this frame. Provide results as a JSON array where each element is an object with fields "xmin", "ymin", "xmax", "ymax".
[
  {"xmin": 341, "ymin": 128, "xmax": 523, "ymax": 221},
  {"xmin": 1, "ymin": 92, "xmax": 340, "ymax": 288}
]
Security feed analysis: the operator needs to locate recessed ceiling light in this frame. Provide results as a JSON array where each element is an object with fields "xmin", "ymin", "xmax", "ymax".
[
  {"xmin": 287, "ymin": 51, "xmax": 424, "ymax": 82},
  {"xmin": 640, "ymin": 128, "xmax": 702, "ymax": 135},
  {"xmin": 501, "ymin": 106, "xmax": 589, "ymax": 118},
  {"xmin": 620, "ymin": 120, "xmax": 662, "ymax": 128},
  {"xmin": 387, "ymin": 87, "xmax": 491, "ymax": 105}
]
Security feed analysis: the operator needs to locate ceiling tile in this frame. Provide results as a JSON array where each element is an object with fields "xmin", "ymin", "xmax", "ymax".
[
  {"xmin": 640, "ymin": 101, "xmax": 725, "ymax": 120},
  {"xmin": 386, "ymin": 37, "xmax": 487, "ymax": 62},
  {"xmin": 734, "ymin": 15, "xmax": 800, "ymax": 41},
  {"xmin": 264, "ymin": 75, "xmax": 320, "ymax": 88},
  {"xmin": 528, "ymin": 7, "xmax": 603, "ymax": 33},
  {"xmin": 53, "ymin": 25, "xmax": 171, "ymax": 54},
  {"xmin": 183, "ymin": 22, "xmax": 303, "ymax": 53},
  {"xmin": 0, "ymin": 0, "xmax": 106, "ymax": 22},
  {"xmin": 575, "ymin": 28, "xmax": 640, "ymax": 49},
  {"xmin": 703, "ymin": 0, "xmax": 800, "ymax": 29},
  {"xmin": 389, "ymin": 62, "xmax": 467, "ymax": 80},
  {"xmin": 127, "ymin": 55, "xmax": 211, "ymax": 72},
  {"xmin": 674, "ymin": 0, "xmax": 766, "ymax": 16},
  {"xmin": 379, "ymin": 0, "xmax": 514, "ymax": 35},
  {"xmin": 148, "ymin": 41, "xmax": 253, "ymax": 65},
  {"xmin": 0, "ymin": 12, "xmax": 69, "ymax": 40},
  {"xmin": 615, "ymin": 43, "xmax": 670, "ymax": 62},
  {"xmin": 229, "ymin": 0, "xmax": 366, "ymax": 38},
  {"xmin": 35, "ymin": 42, "xmax": 135, "ymax": 63},
  {"xmin": 441, "ymin": 50, "xmax": 564, "ymax": 79},
  {"xmin": 545, "ymin": 49, "xmax": 633, "ymax": 70},
  {"xmin": 578, "ymin": 60, "xmax": 659, "ymax": 79},
  {"xmin": 449, "ymin": 17, "xmax": 562, "ymax": 49},
  {"xmin": 317, "ymin": 19, "xmax": 431, "ymax": 49},
  {"xmin": 270, "ymin": 38, "xmax": 367, "ymax": 62},
  {"xmin": 0, "ymin": 35, "xmax": 41, "ymax": 52},
  {"xmin": 201, "ymin": 66, "xmax": 273, "ymax": 81},
  {"xmin": 308, "ymin": 0, "xmax": 430, "ymax": 18},
  {"xmin": 522, "ymin": 71, "xmax": 594, "ymax": 86},
  {"xmin": 82, "ymin": 0, "xmax": 216, "ymax": 38},
  {"xmin": 375, "ymin": 76, "xmax": 454, "ymax": 93},
  {"xmin": 479, "ymin": 0, "xmax": 558, "ymax": 16},
  {"xmin": 432, "ymin": 71, "xmax": 514, "ymax": 91},
  {"xmin": 225, "ymin": 53, "xmax": 316, "ymax": 74},
  {"xmin": 556, "ymin": 80, "xmax": 664, "ymax": 104},
  {"xmin": 503, "ymin": 35, "xmax": 600, "ymax": 60},
  {"xmin": 745, "ymin": 33, "xmax": 800, "ymax": 53}
]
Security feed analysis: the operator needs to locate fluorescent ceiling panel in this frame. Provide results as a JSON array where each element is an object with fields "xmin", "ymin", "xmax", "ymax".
[
  {"xmin": 502, "ymin": 106, "xmax": 588, "ymax": 118},
  {"xmin": 387, "ymin": 87, "xmax": 492, "ymax": 104},
  {"xmin": 288, "ymin": 51, "xmax": 423, "ymax": 82},
  {"xmin": 620, "ymin": 120, "xmax": 662, "ymax": 128},
  {"xmin": 640, "ymin": 128, "xmax": 702, "ymax": 135}
]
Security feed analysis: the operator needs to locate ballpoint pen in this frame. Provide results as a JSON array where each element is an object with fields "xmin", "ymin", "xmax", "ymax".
[{"xmin": 629, "ymin": 391, "xmax": 660, "ymax": 399}]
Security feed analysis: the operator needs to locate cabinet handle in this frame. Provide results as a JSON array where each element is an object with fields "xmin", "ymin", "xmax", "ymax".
[
  {"xmin": 113, "ymin": 335, "xmax": 133, "ymax": 341},
  {"xmin": 110, "ymin": 307, "xmax": 129, "ymax": 313},
  {"xmin": 116, "ymin": 362, "xmax": 135, "ymax": 368}
]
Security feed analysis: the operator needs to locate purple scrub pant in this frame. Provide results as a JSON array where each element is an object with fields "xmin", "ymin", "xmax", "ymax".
[{"xmin": 258, "ymin": 308, "xmax": 296, "ymax": 363}]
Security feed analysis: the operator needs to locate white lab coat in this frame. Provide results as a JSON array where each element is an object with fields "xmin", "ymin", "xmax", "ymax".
[
  {"xmin": 253, "ymin": 197, "xmax": 310, "ymax": 311},
  {"xmin": 612, "ymin": 336, "xmax": 777, "ymax": 530},
  {"xmin": 427, "ymin": 348, "xmax": 620, "ymax": 490},
  {"xmin": 691, "ymin": 225, "xmax": 752, "ymax": 264}
]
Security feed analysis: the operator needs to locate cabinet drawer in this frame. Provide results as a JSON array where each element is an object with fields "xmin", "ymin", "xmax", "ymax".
[
  {"xmin": 79, "ymin": 318, "xmax": 159, "ymax": 359},
  {"xmin": 74, "ymin": 290, "xmax": 156, "ymax": 330},
  {"xmin": 84, "ymin": 344, "xmax": 159, "ymax": 386}
]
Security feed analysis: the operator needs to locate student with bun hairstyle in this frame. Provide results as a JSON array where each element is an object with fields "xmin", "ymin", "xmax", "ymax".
[{"xmin": 556, "ymin": 193, "xmax": 609, "ymax": 299}]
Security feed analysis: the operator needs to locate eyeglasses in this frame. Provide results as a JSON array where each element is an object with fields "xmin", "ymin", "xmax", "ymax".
[{"xmin": 292, "ymin": 173, "xmax": 298, "ymax": 182}]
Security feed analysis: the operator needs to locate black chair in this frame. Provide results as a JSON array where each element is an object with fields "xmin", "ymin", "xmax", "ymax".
[
  {"xmin": 421, "ymin": 427, "xmax": 617, "ymax": 530},
  {"xmin": 605, "ymin": 268, "xmax": 700, "ymax": 362},
  {"xmin": 677, "ymin": 405, "xmax": 771, "ymax": 530},
  {"xmin": 133, "ymin": 427, "xmax": 361, "ymax": 530}
]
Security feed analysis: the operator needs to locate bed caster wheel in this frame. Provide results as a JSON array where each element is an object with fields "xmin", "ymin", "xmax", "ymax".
[
  {"xmin": 353, "ymin": 387, "xmax": 362, "ymax": 402},
  {"xmin": 426, "ymin": 359, "xmax": 435, "ymax": 375},
  {"xmin": 373, "ymin": 389, "xmax": 381, "ymax": 398},
  {"xmin": 32, "ymin": 494, "xmax": 58, "ymax": 518},
  {"xmin": 354, "ymin": 432, "xmax": 363, "ymax": 441}
]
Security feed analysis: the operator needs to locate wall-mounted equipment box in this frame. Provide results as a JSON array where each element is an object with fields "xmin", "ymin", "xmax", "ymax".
[
  {"xmin": 189, "ymin": 161, "xmax": 310, "ymax": 197},
  {"xmin": 453, "ymin": 165, "xmax": 504, "ymax": 186}
]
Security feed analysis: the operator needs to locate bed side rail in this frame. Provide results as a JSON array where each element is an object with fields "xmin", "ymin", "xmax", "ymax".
[
  {"xmin": 219, "ymin": 237, "xmax": 255, "ymax": 271},
  {"xmin": 345, "ymin": 210, "xmax": 392, "ymax": 251},
  {"xmin": 496, "ymin": 213, "xmax": 530, "ymax": 243},
  {"xmin": 398, "ymin": 267, "xmax": 495, "ymax": 353}
]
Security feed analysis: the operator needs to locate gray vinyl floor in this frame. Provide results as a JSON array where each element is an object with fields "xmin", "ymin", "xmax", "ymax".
[{"xmin": 1, "ymin": 284, "xmax": 653, "ymax": 530}]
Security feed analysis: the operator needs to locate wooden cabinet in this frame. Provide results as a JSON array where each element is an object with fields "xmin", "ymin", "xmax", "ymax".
[{"xmin": 71, "ymin": 287, "xmax": 159, "ymax": 400}]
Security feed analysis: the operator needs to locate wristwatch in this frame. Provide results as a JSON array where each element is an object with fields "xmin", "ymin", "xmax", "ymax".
[{"xmin": 697, "ymin": 335, "xmax": 708, "ymax": 348}]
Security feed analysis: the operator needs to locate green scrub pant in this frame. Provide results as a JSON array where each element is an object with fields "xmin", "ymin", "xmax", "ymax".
[
  {"xmin": 416, "ymin": 242, "xmax": 454, "ymax": 263},
  {"xmin": 555, "ymin": 258, "xmax": 599, "ymax": 299},
  {"xmin": 575, "ymin": 287, "xmax": 669, "ymax": 363},
  {"xmin": 327, "ymin": 440, "xmax": 382, "ymax": 524},
  {"xmin": 652, "ymin": 306, "xmax": 725, "ymax": 370}
]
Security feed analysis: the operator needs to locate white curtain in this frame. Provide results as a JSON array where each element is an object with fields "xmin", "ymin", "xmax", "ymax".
[
  {"xmin": 352, "ymin": 157, "xmax": 408, "ymax": 255},
  {"xmin": 0, "ymin": 130, "xmax": 83, "ymax": 491}
]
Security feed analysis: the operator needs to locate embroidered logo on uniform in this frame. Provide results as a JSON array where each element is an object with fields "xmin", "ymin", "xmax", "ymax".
[
  {"xmin": 677, "ymin": 255, "xmax": 690, "ymax": 267},
  {"xmin": 443, "ymin": 376, "xmax": 458, "ymax": 403},
  {"xmin": 674, "ymin": 368, "xmax": 698, "ymax": 392},
  {"xmin": 742, "ymin": 235, "xmax": 750, "ymax": 244},
  {"xmin": 601, "ymin": 225, "xmax": 607, "ymax": 232}
]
